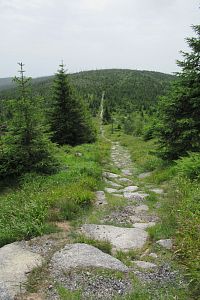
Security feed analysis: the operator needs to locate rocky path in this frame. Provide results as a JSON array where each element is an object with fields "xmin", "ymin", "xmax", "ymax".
[{"xmin": 0, "ymin": 141, "xmax": 181, "ymax": 300}]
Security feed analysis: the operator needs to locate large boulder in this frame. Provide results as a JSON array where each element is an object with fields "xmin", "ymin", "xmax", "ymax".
[
  {"xmin": 0, "ymin": 242, "xmax": 43, "ymax": 300},
  {"xmin": 82, "ymin": 224, "xmax": 148, "ymax": 251}
]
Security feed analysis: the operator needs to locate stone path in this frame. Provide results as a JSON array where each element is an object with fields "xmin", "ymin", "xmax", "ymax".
[
  {"xmin": 82, "ymin": 142, "xmax": 158, "ymax": 254},
  {"xmin": 0, "ymin": 141, "xmax": 175, "ymax": 299}
]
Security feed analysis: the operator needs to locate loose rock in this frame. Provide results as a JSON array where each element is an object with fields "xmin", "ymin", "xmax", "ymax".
[
  {"xmin": 156, "ymin": 239, "xmax": 173, "ymax": 250},
  {"xmin": 103, "ymin": 172, "xmax": 120, "ymax": 179}
]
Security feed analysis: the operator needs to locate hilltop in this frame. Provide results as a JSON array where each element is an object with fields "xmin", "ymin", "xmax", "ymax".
[{"xmin": 0, "ymin": 69, "xmax": 174, "ymax": 113}]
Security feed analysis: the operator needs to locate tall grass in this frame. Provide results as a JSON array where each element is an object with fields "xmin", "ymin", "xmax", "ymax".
[{"xmin": 0, "ymin": 141, "xmax": 109, "ymax": 247}]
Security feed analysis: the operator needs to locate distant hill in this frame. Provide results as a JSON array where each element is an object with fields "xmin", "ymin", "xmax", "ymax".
[
  {"xmin": 0, "ymin": 69, "xmax": 175, "ymax": 114},
  {"xmin": 0, "ymin": 78, "xmax": 14, "ymax": 90}
]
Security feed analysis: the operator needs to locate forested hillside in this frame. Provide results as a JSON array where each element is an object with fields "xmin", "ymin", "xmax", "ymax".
[{"xmin": 0, "ymin": 69, "xmax": 174, "ymax": 116}]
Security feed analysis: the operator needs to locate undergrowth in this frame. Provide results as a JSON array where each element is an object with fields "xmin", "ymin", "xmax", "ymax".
[{"xmin": 0, "ymin": 140, "xmax": 109, "ymax": 246}]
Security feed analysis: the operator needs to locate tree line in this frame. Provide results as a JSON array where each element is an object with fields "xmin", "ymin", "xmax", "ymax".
[
  {"xmin": 0, "ymin": 63, "xmax": 96, "ymax": 179},
  {"xmin": 112, "ymin": 25, "xmax": 200, "ymax": 167}
]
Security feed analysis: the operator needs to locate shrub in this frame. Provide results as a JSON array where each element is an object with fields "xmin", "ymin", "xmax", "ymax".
[{"xmin": 175, "ymin": 152, "xmax": 200, "ymax": 179}]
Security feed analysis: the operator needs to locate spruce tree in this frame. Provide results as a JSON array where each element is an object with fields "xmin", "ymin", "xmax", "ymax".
[
  {"xmin": 50, "ymin": 63, "xmax": 96, "ymax": 146},
  {"xmin": 103, "ymin": 101, "xmax": 112, "ymax": 124},
  {"xmin": 156, "ymin": 25, "xmax": 200, "ymax": 160},
  {"xmin": 0, "ymin": 63, "xmax": 58, "ymax": 178}
]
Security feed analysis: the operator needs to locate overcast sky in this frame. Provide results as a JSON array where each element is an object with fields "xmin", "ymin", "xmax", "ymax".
[{"xmin": 0, "ymin": 0, "xmax": 199, "ymax": 78}]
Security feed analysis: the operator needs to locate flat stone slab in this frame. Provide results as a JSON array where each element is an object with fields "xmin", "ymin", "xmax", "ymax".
[
  {"xmin": 118, "ymin": 178, "xmax": 133, "ymax": 183},
  {"xmin": 124, "ymin": 192, "xmax": 149, "ymax": 201},
  {"xmin": 0, "ymin": 242, "xmax": 43, "ymax": 300},
  {"xmin": 134, "ymin": 260, "xmax": 157, "ymax": 269},
  {"xmin": 82, "ymin": 224, "xmax": 148, "ymax": 251},
  {"xmin": 133, "ymin": 222, "xmax": 156, "ymax": 229},
  {"xmin": 105, "ymin": 187, "xmax": 119, "ymax": 194},
  {"xmin": 51, "ymin": 243, "xmax": 128, "ymax": 273},
  {"xmin": 134, "ymin": 205, "xmax": 149, "ymax": 214},
  {"xmin": 104, "ymin": 179, "xmax": 122, "ymax": 188},
  {"xmin": 103, "ymin": 172, "xmax": 120, "ymax": 179},
  {"xmin": 96, "ymin": 191, "xmax": 107, "ymax": 205},
  {"xmin": 156, "ymin": 239, "xmax": 172, "ymax": 250},
  {"xmin": 122, "ymin": 186, "xmax": 139, "ymax": 192}
]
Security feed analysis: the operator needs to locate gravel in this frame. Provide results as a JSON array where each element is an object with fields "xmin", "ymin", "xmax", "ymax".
[{"xmin": 48, "ymin": 268, "xmax": 132, "ymax": 300}]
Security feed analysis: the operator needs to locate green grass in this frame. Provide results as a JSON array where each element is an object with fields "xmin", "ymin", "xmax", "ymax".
[
  {"xmin": 72, "ymin": 234, "xmax": 112, "ymax": 254},
  {"xmin": 57, "ymin": 285, "xmax": 82, "ymax": 300},
  {"xmin": 115, "ymin": 249, "xmax": 138, "ymax": 266},
  {"xmin": 0, "ymin": 140, "xmax": 109, "ymax": 246}
]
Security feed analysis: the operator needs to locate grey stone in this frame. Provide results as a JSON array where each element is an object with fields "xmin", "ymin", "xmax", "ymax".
[
  {"xmin": 133, "ymin": 222, "xmax": 156, "ymax": 230},
  {"xmin": 138, "ymin": 172, "xmax": 152, "ymax": 179},
  {"xmin": 51, "ymin": 243, "xmax": 128, "ymax": 273},
  {"xmin": 0, "ymin": 242, "xmax": 43, "ymax": 300},
  {"xmin": 105, "ymin": 187, "xmax": 120, "ymax": 194},
  {"xmin": 82, "ymin": 224, "xmax": 148, "ymax": 251},
  {"xmin": 118, "ymin": 178, "xmax": 133, "ymax": 184},
  {"xmin": 156, "ymin": 239, "xmax": 173, "ymax": 250},
  {"xmin": 96, "ymin": 191, "xmax": 107, "ymax": 205},
  {"xmin": 104, "ymin": 179, "xmax": 122, "ymax": 188},
  {"xmin": 124, "ymin": 192, "xmax": 149, "ymax": 201},
  {"xmin": 129, "ymin": 216, "xmax": 143, "ymax": 223},
  {"xmin": 134, "ymin": 205, "xmax": 149, "ymax": 213},
  {"xmin": 103, "ymin": 172, "xmax": 120, "ymax": 179},
  {"xmin": 122, "ymin": 186, "xmax": 139, "ymax": 192},
  {"xmin": 134, "ymin": 261, "xmax": 157, "ymax": 269}
]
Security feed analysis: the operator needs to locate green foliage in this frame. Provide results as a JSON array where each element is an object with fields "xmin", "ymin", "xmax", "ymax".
[
  {"xmin": 115, "ymin": 250, "xmax": 137, "ymax": 266},
  {"xmin": 143, "ymin": 114, "xmax": 158, "ymax": 141},
  {"xmin": 166, "ymin": 177, "xmax": 200, "ymax": 298},
  {"xmin": 123, "ymin": 112, "xmax": 145, "ymax": 136},
  {"xmin": 57, "ymin": 285, "xmax": 82, "ymax": 300},
  {"xmin": 0, "ymin": 142, "xmax": 102, "ymax": 246},
  {"xmin": 0, "ymin": 69, "xmax": 174, "ymax": 118},
  {"xmin": 50, "ymin": 63, "xmax": 96, "ymax": 146},
  {"xmin": 103, "ymin": 100, "xmax": 112, "ymax": 124},
  {"xmin": 175, "ymin": 152, "xmax": 200, "ymax": 179},
  {"xmin": 0, "ymin": 63, "xmax": 58, "ymax": 179},
  {"xmin": 156, "ymin": 25, "xmax": 200, "ymax": 160}
]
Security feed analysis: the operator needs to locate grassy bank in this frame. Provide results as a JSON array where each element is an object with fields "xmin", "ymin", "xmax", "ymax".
[
  {"xmin": 0, "ymin": 139, "xmax": 110, "ymax": 247},
  {"xmin": 106, "ymin": 127, "xmax": 200, "ymax": 299}
]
